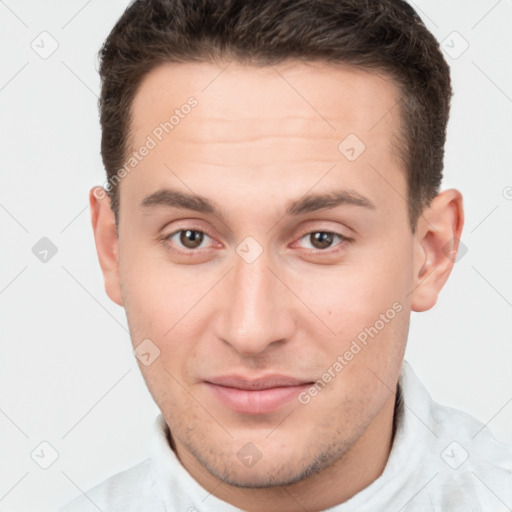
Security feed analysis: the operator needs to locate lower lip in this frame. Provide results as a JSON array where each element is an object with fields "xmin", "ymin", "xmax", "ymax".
[{"xmin": 205, "ymin": 382, "xmax": 311, "ymax": 414}]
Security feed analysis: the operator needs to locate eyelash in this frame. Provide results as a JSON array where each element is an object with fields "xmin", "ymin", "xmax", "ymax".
[
  {"xmin": 161, "ymin": 226, "xmax": 352, "ymax": 257},
  {"xmin": 294, "ymin": 230, "xmax": 351, "ymax": 254}
]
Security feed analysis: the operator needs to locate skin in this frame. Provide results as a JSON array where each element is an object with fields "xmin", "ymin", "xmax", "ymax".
[{"xmin": 90, "ymin": 60, "xmax": 464, "ymax": 512}]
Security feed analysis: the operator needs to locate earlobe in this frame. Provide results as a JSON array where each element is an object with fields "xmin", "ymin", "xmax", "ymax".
[
  {"xmin": 89, "ymin": 186, "xmax": 124, "ymax": 307},
  {"xmin": 410, "ymin": 189, "xmax": 464, "ymax": 312}
]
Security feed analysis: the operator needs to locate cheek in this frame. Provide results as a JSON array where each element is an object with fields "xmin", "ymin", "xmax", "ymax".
[
  {"xmin": 119, "ymin": 252, "xmax": 208, "ymax": 374},
  {"xmin": 291, "ymin": 256, "xmax": 411, "ymax": 335},
  {"xmin": 119, "ymin": 247, "xmax": 194, "ymax": 331}
]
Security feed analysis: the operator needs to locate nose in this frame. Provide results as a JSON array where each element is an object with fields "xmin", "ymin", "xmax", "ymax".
[{"xmin": 214, "ymin": 248, "xmax": 296, "ymax": 356}]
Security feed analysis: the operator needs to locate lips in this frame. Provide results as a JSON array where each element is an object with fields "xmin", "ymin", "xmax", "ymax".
[{"xmin": 203, "ymin": 375, "xmax": 313, "ymax": 415}]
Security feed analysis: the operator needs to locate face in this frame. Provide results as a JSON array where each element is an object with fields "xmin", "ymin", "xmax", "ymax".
[{"xmin": 92, "ymin": 60, "xmax": 461, "ymax": 493}]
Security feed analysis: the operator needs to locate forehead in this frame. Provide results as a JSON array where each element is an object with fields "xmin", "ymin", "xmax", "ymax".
[
  {"xmin": 129, "ymin": 59, "xmax": 402, "ymax": 155},
  {"xmin": 123, "ymin": 60, "xmax": 405, "ymax": 223}
]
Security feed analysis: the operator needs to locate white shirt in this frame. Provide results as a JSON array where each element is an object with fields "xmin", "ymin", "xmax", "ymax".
[{"xmin": 59, "ymin": 360, "xmax": 512, "ymax": 511}]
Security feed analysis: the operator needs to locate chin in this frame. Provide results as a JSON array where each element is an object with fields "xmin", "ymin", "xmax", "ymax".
[
  {"xmin": 190, "ymin": 439, "xmax": 348, "ymax": 489},
  {"xmin": 206, "ymin": 462, "xmax": 312, "ymax": 489}
]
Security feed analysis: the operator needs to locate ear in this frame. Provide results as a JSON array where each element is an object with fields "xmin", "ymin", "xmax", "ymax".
[
  {"xmin": 89, "ymin": 186, "xmax": 123, "ymax": 306},
  {"xmin": 410, "ymin": 189, "xmax": 464, "ymax": 312}
]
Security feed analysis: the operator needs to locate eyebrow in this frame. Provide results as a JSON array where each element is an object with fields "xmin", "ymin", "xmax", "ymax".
[{"xmin": 140, "ymin": 188, "xmax": 375, "ymax": 220}]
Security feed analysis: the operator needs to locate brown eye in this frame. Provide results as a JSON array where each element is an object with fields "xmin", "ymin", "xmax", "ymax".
[
  {"xmin": 295, "ymin": 230, "xmax": 349, "ymax": 254},
  {"xmin": 163, "ymin": 227, "xmax": 218, "ymax": 256},
  {"xmin": 179, "ymin": 229, "xmax": 204, "ymax": 249},
  {"xmin": 310, "ymin": 232, "xmax": 335, "ymax": 249}
]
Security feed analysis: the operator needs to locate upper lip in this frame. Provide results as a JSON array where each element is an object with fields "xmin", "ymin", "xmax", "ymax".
[{"xmin": 204, "ymin": 374, "xmax": 313, "ymax": 390}]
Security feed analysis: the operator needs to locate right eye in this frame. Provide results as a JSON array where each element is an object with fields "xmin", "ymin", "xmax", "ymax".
[{"xmin": 164, "ymin": 228, "xmax": 215, "ymax": 252}]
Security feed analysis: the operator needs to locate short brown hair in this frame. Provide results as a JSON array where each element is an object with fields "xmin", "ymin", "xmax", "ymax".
[{"xmin": 98, "ymin": 0, "xmax": 452, "ymax": 231}]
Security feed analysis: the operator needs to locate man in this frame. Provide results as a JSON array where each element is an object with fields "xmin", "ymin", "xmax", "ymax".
[{"xmin": 60, "ymin": 0, "xmax": 512, "ymax": 510}]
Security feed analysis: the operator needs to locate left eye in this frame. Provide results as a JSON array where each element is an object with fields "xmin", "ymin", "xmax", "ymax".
[
  {"xmin": 166, "ymin": 229, "xmax": 213, "ymax": 250},
  {"xmin": 297, "ymin": 231, "xmax": 347, "ymax": 251}
]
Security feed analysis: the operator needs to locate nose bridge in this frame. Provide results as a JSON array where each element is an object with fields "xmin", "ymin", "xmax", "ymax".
[{"xmin": 217, "ymin": 247, "xmax": 293, "ymax": 354}]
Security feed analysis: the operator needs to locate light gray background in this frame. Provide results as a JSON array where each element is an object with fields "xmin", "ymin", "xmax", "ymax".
[{"xmin": 0, "ymin": 1, "xmax": 511, "ymax": 510}]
